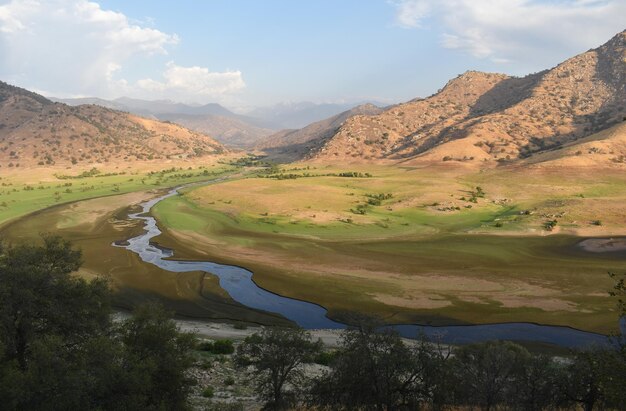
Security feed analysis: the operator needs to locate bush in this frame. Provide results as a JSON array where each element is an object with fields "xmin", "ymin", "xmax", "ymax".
[
  {"xmin": 198, "ymin": 339, "xmax": 235, "ymax": 355},
  {"xmin": 202, "ymin": 386, "xmax": 215, "ymax": 398},
  {"xmin": 313, "ymin": 350, "xmax": 337, "ymax": 366},
  {"xmin": 212, "ymin": 339, "xmax": 235, "ymax": 354}
]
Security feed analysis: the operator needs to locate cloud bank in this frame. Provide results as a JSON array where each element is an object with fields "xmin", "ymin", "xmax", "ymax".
[
  {"xmin": 0, "ymin": 0, "xmax": 245, "ymax": 102},
  {"xmin": 391, "ymin": 0, "xmax": 626, "ymax": 66}
]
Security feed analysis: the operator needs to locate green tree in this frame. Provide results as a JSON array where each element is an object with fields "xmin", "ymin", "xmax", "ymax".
[
  {"xmin": 117, "ymin": 303, "xmax": 197, "ymax": 410},
  {"xmin": 0, "ymin": 235, "xmax": 109, "ymax": 369},
  {"xmin": 452, "ymin": 341, "xmax": 529, "ymax": 411},
  {"xmin": 559, "ymin": 349, "xmax": 608, "ymax": 411},
  {"xmin": 235, "ymin": 327, "xmax": 321, "ymax": 410},
  {"xmin": 311, "ymin": 326, "xmax": 451, "ymax": 410},
  {"xmin": 0, "ymin": 236, "xmax": 197, "ymax": 410}
]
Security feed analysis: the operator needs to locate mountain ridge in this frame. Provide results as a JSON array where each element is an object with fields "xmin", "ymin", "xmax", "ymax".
[
  {"xmin": 0, "ymin": 81, "xmax": 226, "ymax": 168},
  {"xmin": 303, "ymin": 29, "xmax": 626, "ymax": 166}
]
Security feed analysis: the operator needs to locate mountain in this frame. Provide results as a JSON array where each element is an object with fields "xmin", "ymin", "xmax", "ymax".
[
  {"xmin": 112, "ymin": 97, "xmax": 235, "ymax": 117},
  {"xmin": 157, "ymin": 112, "xmax": 274, "ymax": 148},
  {"xmin": 246, "ymin": 101, "xmax": 386, "ymax": 129},
  {"xmin": 304, "ymin": 30, "xmax": 626, "ymax": 165},
  {"xmin": 0, "ymin": 81, "xmax": 225, "ymax": 168},
  {"xmin": 57, "ymin": 96, "xmax": 274, "ymax": 148},
  {"xmin": 525, "ymin": 121, "xmax": 626, "ymax": 168},
  {"xmin": 255, "ymin": 103, "xmax": 384, "ymax": 161}
]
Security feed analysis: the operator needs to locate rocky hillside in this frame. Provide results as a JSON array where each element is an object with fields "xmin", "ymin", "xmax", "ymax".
[
  {"xmin": 306, "ymin": 30, "xmax": 626, "ymax": 165},
  {"xmin": 0, "ymin": 82, "xmax": 226, "ymax": 168},
  {"xmin": 255, "ymin": 103, "xmax": 384, "ymax": 161},
  {"xmin": 57, "ymin": 96, "xmax": 274, "ymax": 149},
  {"xmin": 525, "ymin": 121, "xmax": 626, "ymax": 168}
]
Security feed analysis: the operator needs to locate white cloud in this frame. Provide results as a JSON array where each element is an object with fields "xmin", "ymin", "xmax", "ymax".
[
  {"xmin": 137, "ymin": 62, "xmax": 245, "ymax": 100},
  {"xmin": 0, "ymin": 0, "xmax": 244, "ymax": 103},
  {"xmin": 391, "ymin": 0, "xmax": 626, "ymax": 66},
  {"xmin": 389, "ymin": 0, "xmax": 430, "ymax": 28}
]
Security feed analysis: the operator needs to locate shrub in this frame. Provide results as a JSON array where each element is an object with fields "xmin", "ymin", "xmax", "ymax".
[
  {"xmin": 212, "ymin": 339, "xmax": 235, "ymax": 354},
  {"xmin": 202, "ymin": 386, "xmax": 215, "ymax": 398},
  {"xmin": 199, "ymin": 339, "xmax": 235, "ymax": 355},
  {"xmin": 313, "ymin": 350, "xmax": 337, "ymax": 366}
]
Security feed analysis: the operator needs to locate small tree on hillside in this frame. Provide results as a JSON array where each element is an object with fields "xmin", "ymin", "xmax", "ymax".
[{"xmin": 235, "ymin": 328, "xmax": 321, "ymax": 410}]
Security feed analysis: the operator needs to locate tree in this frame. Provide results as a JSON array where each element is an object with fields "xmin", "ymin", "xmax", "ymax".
[
  {"xmin": 117, "ymin": 303, "xmax": 197, "ymax": 410},
  {"xmin": 452, "ymin": 341, "xmax": 529, "ymax": 411},
  {"xmin": 508, "ymin": 353, "xmax": 564, "ymax": 411},
  {"xmin": 311, "ymin": 326, "xmax": 451, "ymax": 410},
  {"xmin": 609, "ymin": 271, "xmax": 626, "ymax": 317},
  {"xmin": 559, "ymin": 349, "xmax": 608, "ymax": 411},
  {"xmin": 0, "ymin": 236, "xmax": 197, "ymax": 410},
  {"xmin": 235, "ymin": 327, "xmax": 321, "ymax": 410},
  {"xmin": 0, "ymin": 235, "xmax": 109, "ymax": 369}
]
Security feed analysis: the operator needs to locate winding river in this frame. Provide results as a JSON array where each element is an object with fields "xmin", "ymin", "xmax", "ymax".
[{"xmin": 115, "ymin": 184, "xmax": 621, "ymax": 349}]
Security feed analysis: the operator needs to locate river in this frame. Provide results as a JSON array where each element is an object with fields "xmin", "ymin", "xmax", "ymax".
[{"xmin": 114, "ymin": 185, "xmax": 620, "ymax": 349}]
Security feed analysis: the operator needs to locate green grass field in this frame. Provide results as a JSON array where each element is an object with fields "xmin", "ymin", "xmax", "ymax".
[
  {"xmin": 0, "ymin": 163, "xmax": 236, "ymax": 227},
  {"xmin": 148, "ymin": 163, "xmax": 626, "ymax": 334}
]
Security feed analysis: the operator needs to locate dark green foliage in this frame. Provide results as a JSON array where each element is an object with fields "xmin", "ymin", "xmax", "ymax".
[
  {"xmin": 312, "ymin": 350, "xmax": 337, "ymax": 366},
  {"xmin": 609, "ymin": 271, "xmax": 626, "ymax": 316},
  {"xmin": 365, "ymin": 192, "xmax": 393, "ymax": 206},
  {"xmin": 213, "ymin": 339, "xmax": 235, "ymax": 354},
  {"xmin": 235, "ymin": 328, "xmax": 321, "ymax": 410},
  {"xmin": 451, "ymin": 341, "xmax": 534, "ymax": 410},
  {"xmin": 261, "ymin": 170, "xmax": 373, "ymax": 180},
  {"xmin": 0, "ymin": 236, "xmax": 197, "ymax": 410},
  {"xmin": 310, "ymin": 326, "xmax": 451, "ymax": 410},
  {"xmin": 199, "ymin": 339, "xmax": 235, "ymax": 354},
  {"xmin": 202, "ymin": 386, "xmax": 215, "ymax": 398},
  {"xmin": 350, "ymin": 203, "xmax": 369, "ymax": 215},
  {"xmin": 544, "ymin": 219, "xmax": 558, "ymax": 230}
]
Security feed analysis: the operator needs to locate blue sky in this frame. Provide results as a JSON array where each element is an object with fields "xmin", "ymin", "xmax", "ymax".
[{"xmin": 0, "ymin": 0, "xmax": 624, "ymax": 110}]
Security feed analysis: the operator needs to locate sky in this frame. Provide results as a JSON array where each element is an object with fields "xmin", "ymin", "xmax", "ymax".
[{"xmin": 0, "ymin": 0, "xmax": 624, "ymax": 111}]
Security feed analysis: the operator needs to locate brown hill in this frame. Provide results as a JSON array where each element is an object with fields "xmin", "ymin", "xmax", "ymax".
[
  {"xmin": 523, "ymin": 121, "xmax": 626, "ymax": 168},
  {"xmin": 0, "ymin": 82, "xmax": 226, "ymax": 169},
  {"xmin": 157, "ymin": 113, "xmax": 274, "ymax": 148},
  {"xmin": 306, "ymin": 30, "xmax": 626, "ymax": 165},
  {"xmin": 255, "ymin": 103, "xmax": 384, "ymax": 161}
]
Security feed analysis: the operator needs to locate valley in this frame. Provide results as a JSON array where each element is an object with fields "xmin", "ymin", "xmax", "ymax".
[{"xmin": 0, "ymin": 29, "xmax": 625, "ymax": 345}]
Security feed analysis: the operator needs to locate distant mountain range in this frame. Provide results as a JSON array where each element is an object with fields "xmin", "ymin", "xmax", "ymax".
[
  {"xmin": 54, "ymin": 96, "xmax": 274, "ymax": 148},
  {"xmin": 245, "ymin": 101, "xmax": 388, "ymax": 130},
  {"xmin": 53, "ymin": 97, "xmax": 386, "ymax": 148},
  {"xmin": 261, "ymin": 29, "xmax": 626, "ymax": 168},
  {"xmin": 0, "ymin": 82, "xmax": 225, "ymax": 168}
]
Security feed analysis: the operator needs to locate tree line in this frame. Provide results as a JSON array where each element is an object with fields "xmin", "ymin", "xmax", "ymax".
[{"xmin": 235, "ymin": 325, "xmax": 626, "ymax": 411}]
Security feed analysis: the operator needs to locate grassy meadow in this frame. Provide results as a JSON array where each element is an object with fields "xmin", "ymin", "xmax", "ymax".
[
  {"xmin": 148, "ymin": 163, "xmax": 626, "ymax": 334},
  {"xmin": 0, "ymin": 160, "xmax": 236, "ymax": 226}
]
